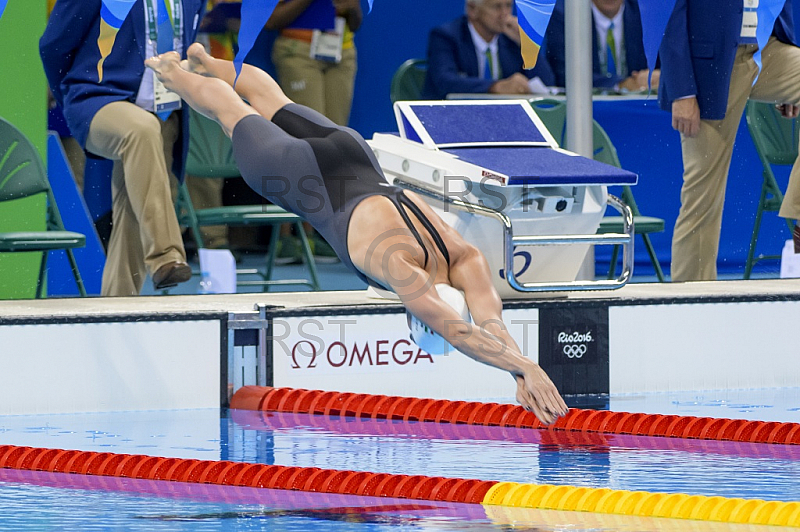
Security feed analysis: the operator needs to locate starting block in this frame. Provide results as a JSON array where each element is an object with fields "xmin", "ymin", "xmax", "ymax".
[{"xmin": 368, "ymin": 100, "xmax": 638, "ymax": 298}]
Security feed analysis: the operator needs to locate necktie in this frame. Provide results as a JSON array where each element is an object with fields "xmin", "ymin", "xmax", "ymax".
[
  {"xmin": 483, "ymin": 48, "xmax": 494, "ymax": 81},
  {"xmin": 606, "ymin": 23, "xmax": 618, "ymax": 77},
  {"xmin": 157, "ymin": 0, "xmax": 175, "ymax": 120}
]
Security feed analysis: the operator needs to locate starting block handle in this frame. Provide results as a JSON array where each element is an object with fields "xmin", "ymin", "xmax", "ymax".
[{"xmin": 395, "ymin": 181, "xmax": 634, "ymax": 292}]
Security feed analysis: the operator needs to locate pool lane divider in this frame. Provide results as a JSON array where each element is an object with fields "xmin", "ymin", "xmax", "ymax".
[
  {"xmin": 230, "ymin": 386, "xmax": 800, "ymax": 445},
  {"xmin": 0, "ymin": 444, "xmax": 798, "ymax": 527}
]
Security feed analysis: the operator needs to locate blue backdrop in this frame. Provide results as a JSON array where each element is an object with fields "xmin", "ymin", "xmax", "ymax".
[
  {"xmin": 67, "ymin": 0, "xmax": 799, "ymax": 287},
  {"xmin": 243, "ymin": 0, "xmax": 466, "ymax": 137}
]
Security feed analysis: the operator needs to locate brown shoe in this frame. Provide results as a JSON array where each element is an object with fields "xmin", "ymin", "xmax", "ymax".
[
  {"xmin": 794, "ymin": 225, "xmax": 800, "ymax": 254},
  {"xmin": 152, "ymin": 261, "xmax": 192, "ymax": 290}
]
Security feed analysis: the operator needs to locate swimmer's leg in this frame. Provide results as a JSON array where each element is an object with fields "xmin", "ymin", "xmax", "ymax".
[{"xmin": 185, "ymin": 43, "xmax": 291, "ymax": 121}]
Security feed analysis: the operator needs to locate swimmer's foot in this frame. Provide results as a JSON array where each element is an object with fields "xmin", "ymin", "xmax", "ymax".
[
  {"xmin": 185, "ymin": 42, "xmax": 213, "ymax": 77},
  {"xmin": 144, "ymin": 51, "xmax": 183, "ymax": 89}
]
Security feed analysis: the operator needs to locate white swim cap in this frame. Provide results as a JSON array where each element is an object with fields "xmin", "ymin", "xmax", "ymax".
[{"xmin": 409, "ymin": 284, "xmax": 471, "ymax": 355}]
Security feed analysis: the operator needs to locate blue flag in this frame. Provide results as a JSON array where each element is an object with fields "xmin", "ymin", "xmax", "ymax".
[
  {"xmin": 515, "ymin": 0, "xmax": 556, "ymax": 69},
  {"xmin": 234, "ymin": 0, "xmax": 280, "ymax": 85},
  {"xmin": 97, "ymin": 0, "xmax": 137, "ymax": 82},
  {"xmin": 0, "ymin": 0, "xmax": 7, "ymax": 21},
  {"xmin": 637, "ymin": 0, "xmax": 677, "ymax": 75},
  {"xmin": 638, "ymin": 0, "xmax": 785, "ymax": 84},
  {"xmin": 235, "ymin": 0, "xmax": 372, "ymax": 84},
  {"xmin": 754, "ymin": 0, "xmax": 787, "ymax": 72}
]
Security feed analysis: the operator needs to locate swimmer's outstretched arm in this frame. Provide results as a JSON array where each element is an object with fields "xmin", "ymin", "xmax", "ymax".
[
  {"xmin": 387, "ymin": 249, "xmax": 568, "ymax": 425},
  {"xmin": 448, "ymin": 247, "xmax": 568, "ymax": 424}
]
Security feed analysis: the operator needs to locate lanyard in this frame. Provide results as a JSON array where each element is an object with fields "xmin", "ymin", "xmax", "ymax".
[{"xmin": 144, "ymin": 0, "xmax": 182, "ymax": 44}]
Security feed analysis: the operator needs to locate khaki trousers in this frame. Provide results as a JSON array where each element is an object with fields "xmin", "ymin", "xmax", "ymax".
[
  {"xmin": 271, "ymin": 36, "xmax": 357, "ymax": 126},
  {"xmin": 672, "ymin": 38, "xmax": 800, "ymax": 282},
  {"xmin": 86, "ymin": 101, "xmax": 186, "ymax": 296}
]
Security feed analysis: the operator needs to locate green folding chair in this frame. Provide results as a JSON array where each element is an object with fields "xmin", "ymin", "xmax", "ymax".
[
  {"xmin": 176, "ymin": 108, "xmax": 320, "ymax": 291},
  {"xmin": 390, "ymin": 59, "xmax": 428, "ymax": 103},
  {"xmin": 0, "ymin": 116, "xmax": 87, "ymax": 297},
  {"xmin": 529, "ymin": 99, "xmax": 666, "ymax": 282},
  {"xmin": 743, "ymin": 100, "xmax": 797, "ymax": 279},
  {"xmin": 528, "ymin": 98, "xmax": 566, "ymax": 147}
]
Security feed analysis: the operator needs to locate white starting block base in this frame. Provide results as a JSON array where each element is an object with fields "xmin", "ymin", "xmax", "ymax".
[
  {"xmin": 369, "ymin": 100, "xmax": 638, "ymax": 297},
  {"xmin": 1, "ymin": 280, "xmax": 799, "ymax": 415},
  {"xmin": 422, "ymin": 186, "xmax": 607, "ymax": 299}
]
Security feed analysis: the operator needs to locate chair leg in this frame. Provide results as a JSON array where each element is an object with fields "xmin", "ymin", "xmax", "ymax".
[
  {"xmin": 178, "ymin": 183, "xmax": 205, "ymax": 249},
  {"xmin": 744, "ymin": 191, "xmax": 768, "ymax": 280},
  {"xmin": 263, "ymin": 224, "xmax": 281, "ymax": 293},
  {"xmin": 607, "ymin": 245, "xmax": 621, "ymax": 280},
  {"xmin": 641, "ymin": 234, "xmax": 665, "ymax": 283},
  {"xmin": 295, "ymin": 221, "xmax": 321, "ymax": 291},
  {"xmin": 66, "ymin": 248, "xmax": 88, "ymax": 297},
  {"xmin": 35, "ymin": 251, "xmax": 48, "ymax": 299}
]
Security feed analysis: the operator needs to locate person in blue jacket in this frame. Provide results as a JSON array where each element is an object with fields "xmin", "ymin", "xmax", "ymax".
[
  {"xmin": 422, "ymin": 0, "xmax": 556, "ymax": 100},
  {"xmin": 544, "ymin": 0, "xmax": 657, "ymax": 91},
  {"xmin": 659, "ymin": 0, "xmax": 800, "ymax": 281},
  {"xmin": 40, "ymin": 0, "xmax": 206, "ymax": 295}
]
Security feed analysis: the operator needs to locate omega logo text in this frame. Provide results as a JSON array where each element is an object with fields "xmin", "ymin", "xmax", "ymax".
[{"xmin": 290, "ymin": 339, "xmax": 434, "ymax": 370}]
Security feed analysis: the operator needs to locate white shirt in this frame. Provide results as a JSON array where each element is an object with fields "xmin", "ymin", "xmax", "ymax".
[
  {"xmin": 591, "ymin": 3, "xmax": 625, "ymax": 73},
  {"xmin": 136, "ymin": 0, "xmax": 184, "ymax": 112},
  {"xmin": 468, "ymin": 21, "xmax": 500, "ymax": 80}
]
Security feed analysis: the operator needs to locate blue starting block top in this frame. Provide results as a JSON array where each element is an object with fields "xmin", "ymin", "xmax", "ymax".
[
  {"xmin": 395, "ymin": 100, "xmax": 556, "ymax": 148},
  {"xmin": 394, "ymin": 100, "xmax": 637, "ymax": 186},
  {"xmin": 409, "ymin": 103, "xmax": 551, "ymax": 146},
  {"xmin": 445, "ymin": 147, "xmax": 637, "ymax": 186}
]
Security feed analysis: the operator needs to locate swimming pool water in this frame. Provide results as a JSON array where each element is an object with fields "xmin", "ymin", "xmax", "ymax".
[
  {"xmin": 0, "ymin": 468, "xmax": 789, "ymax": 532},
  {"xmin": 0, "ymin": 388, "xmax": 797, "ymax": 531}
]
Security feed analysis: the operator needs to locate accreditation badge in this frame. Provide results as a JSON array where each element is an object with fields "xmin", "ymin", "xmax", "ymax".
[
  {"xmin": 309, "ymin": 16, "xmax": 345, "ymax": 64},
  {"xmin": 741, "ymin": 0, "xmax": 758, "ymax": 39},
  {"xmin": 153, "ymin": 70, "xmax": 182, "ymax": 114}
]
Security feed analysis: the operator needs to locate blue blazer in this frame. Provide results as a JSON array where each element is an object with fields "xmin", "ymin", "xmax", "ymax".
[
  {"xmin": 544, "ymin": 0, "xmax": 648, "ymax": 89},
  {"xmin": 422, "ymin": 16, "xmax": 556, "ymax": 100},
  {"xmin": 40, "ymin": 0, "xmax": 205, "ymax": 180},
  {"xmin": 658, "ymin": 0, "xmax": 797, "ymax": 120}
]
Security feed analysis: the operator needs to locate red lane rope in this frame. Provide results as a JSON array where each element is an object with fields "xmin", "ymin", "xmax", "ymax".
[
  {"xmin": 0, "ymin": 445, "xmax": 495, "ymax": 503},
  {"xmin": 233, "ymin": 410, "xmax": 800, "ymax": 461},
  {"xmin": 231, "ymin": 386, "xmax": 800, "ymax": 445}
]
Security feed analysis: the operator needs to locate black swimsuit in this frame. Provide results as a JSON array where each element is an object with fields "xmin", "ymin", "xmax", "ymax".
[{"xmin": 231, "ymin": 103, "xmax": 449, "ymax": 289}]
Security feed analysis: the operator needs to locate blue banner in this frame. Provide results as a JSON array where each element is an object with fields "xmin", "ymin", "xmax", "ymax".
[
  {"xmin": 637, "ymin": 0, "xmax": 677, "ymax": 75},
  {"xmin": 0, "ymin": 0, "xmax": 8, "ymax": 21},
  {"xmin": 102, "ymin": 0, "xmax": 137, "ymax": 26},
  {"xmin": 234, "ymin": 0, "xmax": 373, "ymax": 83},
  {"xmin": 97, "ymin": 0, "xmax": 137, "ymax": 82},
  {"xmin": 754, "ymin": 0, "xmax": 787, "ymax": 72},
  {"xmin": 515, "ymin": 0, "xmax": 556, "ymax": 69},
  {"xmin": 234, "ymin": 0, "xmax": 279, "ymax": 84}
]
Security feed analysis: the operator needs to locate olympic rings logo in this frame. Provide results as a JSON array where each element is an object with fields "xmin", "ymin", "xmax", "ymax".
[{"xmin": 562, "ymin": 344, "xmax": 587, "ymax": 358}]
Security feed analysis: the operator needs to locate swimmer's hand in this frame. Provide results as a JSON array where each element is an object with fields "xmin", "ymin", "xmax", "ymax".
[{"xmin": 515, "ymin": 366, "xmax": 568, "ymax": 425}]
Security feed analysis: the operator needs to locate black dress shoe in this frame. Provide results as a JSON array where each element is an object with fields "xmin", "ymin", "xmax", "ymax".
[
  {"xmin": 794, "ymin": 225, "xmax": 800, "ymax": 254},
  {"xmin": 152, "ymin": 261, "xmax": 192, "ymax": 290}
]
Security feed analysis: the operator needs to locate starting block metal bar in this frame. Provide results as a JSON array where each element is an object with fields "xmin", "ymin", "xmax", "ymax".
[{"xmin": 396, "ymin": 180, "xmax": 634, "ymax": 292}]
